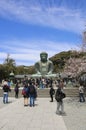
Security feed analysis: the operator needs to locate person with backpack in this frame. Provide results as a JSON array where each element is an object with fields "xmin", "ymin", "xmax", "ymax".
[
  {"xmin": 55, "ymin": 87, "xmax": 66, "ymax": 115},
  {"xmin": 28, "ymin": 82, "xmax": 36, "ymax": 107},
  {"xmin": 22, "ymin": 83, "xmax": 29, "ymax": 106},
  {"xmin": 49, "ymin": 85, "xmax": 55, "ymax": 102}
]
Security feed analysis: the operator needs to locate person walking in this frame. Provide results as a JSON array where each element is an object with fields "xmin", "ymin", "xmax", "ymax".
[
  {"xmin": 79, "ymin": 83, "xmax": 85, "ymax": 102},
  {"xmin": 55, "ymin": 87, "xmax": 66, "ymax": 115},
  {"xmin": 49, "ymin": 85, "xmax": 55, "ymax": 102}
]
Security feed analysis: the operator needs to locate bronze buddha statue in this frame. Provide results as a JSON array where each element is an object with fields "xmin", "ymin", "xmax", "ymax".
[{"xmin": 35, "ymin": 52, "xmax": 53, "ymax": 75}]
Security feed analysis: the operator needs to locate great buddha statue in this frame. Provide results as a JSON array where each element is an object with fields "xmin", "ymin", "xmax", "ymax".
[{"xmin": 34, "ymin": 52, "xmax": 53, "ymax": 76}]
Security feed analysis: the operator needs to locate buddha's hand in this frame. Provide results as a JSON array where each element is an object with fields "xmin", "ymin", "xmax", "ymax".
[
  {"xmin": 47, "ymin": 71, "xmax": 52, "ymax": 75},
  {"xmin": 37, "ymin": 71, "xmax": 41, "ymax": 75}
]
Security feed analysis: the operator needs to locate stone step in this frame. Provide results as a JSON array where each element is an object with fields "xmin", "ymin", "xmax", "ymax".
[
  {"xmin": 0, "ymin": 87, "xmax": 85, "ymax": 98},
  {"xmin": 37, "ymin": 88, "xmax": 80, "ymax": 97}
]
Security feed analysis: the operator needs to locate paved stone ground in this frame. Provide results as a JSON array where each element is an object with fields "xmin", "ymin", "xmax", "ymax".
[
  {"xmin": 0, "ymin": 97, "xmax": 18, "ymax": 109},
  {"xmin": 0, "ymin": 97, "xmax": 86, "ymax": 130},
  {"xmin": 0, "ymin": 97, "xmax": 67, "ymax": 130},
  {"xmin": 63, "ymin": 97, "xmax": 86, "ymax": 130}
]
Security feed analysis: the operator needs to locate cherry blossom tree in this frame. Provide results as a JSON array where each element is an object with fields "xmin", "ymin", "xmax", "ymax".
[{"xmin": 64, "ymin": 54, "xmax": 86, "ymax": 77}]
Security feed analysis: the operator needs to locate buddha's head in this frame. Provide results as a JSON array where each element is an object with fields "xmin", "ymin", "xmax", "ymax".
[{"xmin": 40, "ymin": 52, "xmax": 48, "ymax": 62}]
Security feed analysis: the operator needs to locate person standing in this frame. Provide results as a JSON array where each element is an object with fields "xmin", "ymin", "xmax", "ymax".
[
  {"xmin": 49, "ymin": 85, "xmax": 55, "ymax": 102},
  {"xmin": 22, "ymin": 83, "xmax": 29, "ymax": 106},
  {"xmin": 3, "ymin": 79, "xmax": 10, "ymax": 103},
  {"xmin": 55, "ymin": 87, "xmax": 66, "ymax": 115},
  {"xmin": 79, "ymin": 83, "xmax": 85, "ymax": 102},
  {"xmin": 28, "ymin": 82, "xmax": 36, "ymax": 107},
  {"xmin": 14, "ymin": 82, "xmax": 19, "ymax": 98}
]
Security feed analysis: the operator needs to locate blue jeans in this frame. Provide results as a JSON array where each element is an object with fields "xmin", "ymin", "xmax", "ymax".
[
  {"xmin": 3, "ymin": 92, "xmax": 8, "ymax": 103},
  {"xmin": 79, "ymin": 93, "xmax": 85, "ymax": 102},
  {"xmin": 29, "ymin": 95, "xmax": 35, "ymax": 106}
]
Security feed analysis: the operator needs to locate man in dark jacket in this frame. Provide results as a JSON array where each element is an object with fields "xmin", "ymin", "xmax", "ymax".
[
  {"xmin": 28, "ymin": 82, "xmax": 36, "ymax": 107},
  {"xmin": 14, "ymin": 82, "xmax": 19, "ymax": 98},
  {"xmin": 49, "ymin": 86, "xmax": 55, "ymax": 102},
  {"xmin": 55, "ymin": 87, "xmax": 66, "ymax": 114}
]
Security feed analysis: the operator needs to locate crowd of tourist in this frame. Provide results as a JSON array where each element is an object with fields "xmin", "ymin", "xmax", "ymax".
[{"xmin": 0, "ymin": 77, "xmax": 85, "ymax": 115}]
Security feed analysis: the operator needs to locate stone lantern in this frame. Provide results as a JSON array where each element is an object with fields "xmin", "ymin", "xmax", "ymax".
[{"xmin": 9, "ymin": 71, "xmax": 14, "ymax": 83}]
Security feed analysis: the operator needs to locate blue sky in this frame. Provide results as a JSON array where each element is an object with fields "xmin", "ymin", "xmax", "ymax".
[{"xmin": 0, "ymin": 0, "xmax": 86, "ymax": 66}]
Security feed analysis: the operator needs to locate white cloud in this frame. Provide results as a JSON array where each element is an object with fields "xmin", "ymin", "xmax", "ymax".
[
  {"xmin": 0, "ymin": 0, "xmax": 83, "ymax": 66},
  {"xmin": 0, "ymin": 0, "xmax": 85, "ymax": 33},
  {"xmin": 0, "ymin": 39, "xmax": 78, "ymax": 66}
]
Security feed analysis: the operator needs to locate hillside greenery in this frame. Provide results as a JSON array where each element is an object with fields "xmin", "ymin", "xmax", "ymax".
[{"xmin": 49, "ymin": 50, "xmax": 86, "ymax": 73}]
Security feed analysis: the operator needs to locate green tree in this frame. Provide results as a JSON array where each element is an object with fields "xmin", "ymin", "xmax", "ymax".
[{"xmin": 3, "ymin": 54, "xmax": 16, "ymax": 78}]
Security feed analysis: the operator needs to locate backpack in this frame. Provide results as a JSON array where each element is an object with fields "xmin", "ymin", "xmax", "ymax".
[
  {"xmin": 55, "ymin": 92, "xmax": 62, "ymax": 102},
  {"xmin": 29, "ymin": 85, "xmax": 35, "ymax": 94},
  {"xmin": 55, "ymin": 89, "xmax": 66, "ymax": 102},
  {"xmin": 62, "ymin": 92, "xmax": 66, "ymax": 99},
  {"xmin": 22, "ymin": 89, "xmax": 26, "ymax": 96},
  {"xmin": 22, "ymin": 88, "xmax": 28, "ymax": 96}
]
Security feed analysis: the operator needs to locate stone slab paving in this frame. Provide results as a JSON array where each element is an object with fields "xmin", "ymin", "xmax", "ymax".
[
  {"xmin": 63, "ymin": 97, "xmax": 86, "ymax": 130},
  {"xmin": 0, "ymin": 97, "xmax": 86, "ymax": 130},
  {"xmin": 0, "ymin": 97, "xmax": 18, "ymax": 109},
  {"xmin": 0, "ymin": 97, "xmax": 67, "ymax": 130}
]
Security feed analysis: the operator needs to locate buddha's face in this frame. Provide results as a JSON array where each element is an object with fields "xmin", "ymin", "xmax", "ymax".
[{"xmin": 40, "ymin": 53, "xmax": 48, "ymax": 62}]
